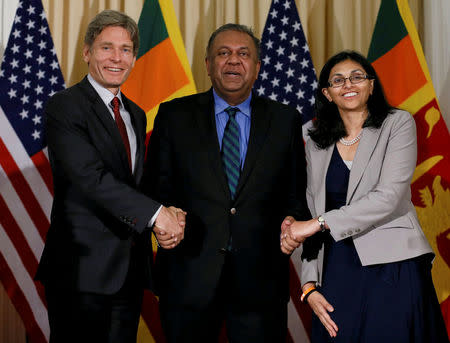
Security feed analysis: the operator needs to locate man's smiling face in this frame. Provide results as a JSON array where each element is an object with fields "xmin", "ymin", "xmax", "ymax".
[{"xmin": 83, "ymin": 25, "xmax": 136, "ymax": 95}]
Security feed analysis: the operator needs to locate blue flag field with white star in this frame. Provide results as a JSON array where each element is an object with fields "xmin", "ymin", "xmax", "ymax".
[
  {"xmin": 0, "ymin": 0, "xmax": 65, "ymax": 156},
  {"xmin": 254, "ymin": 0, "xmax": 317, "ymax": 139}
]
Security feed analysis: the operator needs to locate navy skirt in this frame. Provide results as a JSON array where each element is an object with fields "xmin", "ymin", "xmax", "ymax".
[{"xmin": 312, "ymin": 239, "xmax": 448, "ymax": 343}]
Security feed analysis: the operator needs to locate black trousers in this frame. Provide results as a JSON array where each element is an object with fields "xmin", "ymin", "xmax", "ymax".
[
  {"xmin": 159, "ymin": 253, "xmax": 288, "ymax": 343},
  {"xmin": 45, "ymin": 254, "xmax": 144, "ymax": 343}
]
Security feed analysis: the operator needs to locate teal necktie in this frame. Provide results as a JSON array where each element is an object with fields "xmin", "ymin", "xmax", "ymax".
[{"xmin": 222, "ymin": 107, "xmax": 241, "ymax": 199}]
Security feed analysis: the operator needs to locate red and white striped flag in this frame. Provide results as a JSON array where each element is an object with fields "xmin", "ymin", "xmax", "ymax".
[
  {"xmin": 0, "ymin": 0, "xmax": 65, "ymax": 341},
  {"xmin": 254, "ymin": 0, "xmax": 316, "ymax": 341}
]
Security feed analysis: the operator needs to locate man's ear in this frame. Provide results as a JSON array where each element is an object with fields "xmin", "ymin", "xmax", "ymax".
[
  {"xmin": 205, "ymin": 56, "xmax": 211, "ymax": 76},
  {"xmin": 255, "ymin": 60, "xmax": 261, "ymax": 79},
  {"xmin": 82, "ymin": 45, "xmax": 91, "ymax": 64}
]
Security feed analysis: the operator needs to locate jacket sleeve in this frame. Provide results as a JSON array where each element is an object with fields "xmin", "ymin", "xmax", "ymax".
[{"xmin": 300, "ymin": 138, "xmax": 321, "ymax": 285}]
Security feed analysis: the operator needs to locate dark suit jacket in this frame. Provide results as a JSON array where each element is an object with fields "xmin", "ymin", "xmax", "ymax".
[
  {"xmin": 142, "ymin": 89, "xmax": 310, "ymax": 309},
  {"xmin": 36, "ymin": 77, "xmax": 160, "ymax": 294}
]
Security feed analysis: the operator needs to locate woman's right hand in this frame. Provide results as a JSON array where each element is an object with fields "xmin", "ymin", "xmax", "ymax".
[{"xmin": 307, "ymin": 290, "xmax": 338, "ymax": 338}]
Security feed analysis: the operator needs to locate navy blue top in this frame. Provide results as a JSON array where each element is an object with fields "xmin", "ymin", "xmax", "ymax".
[{"xmin": 325, "ymin": 144, "xmax": 349, "ymax": 211}]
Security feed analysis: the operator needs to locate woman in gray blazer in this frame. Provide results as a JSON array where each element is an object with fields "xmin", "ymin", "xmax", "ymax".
[{"xmin": 280, "ymin": 51, "xmax": 448, "ymax": 342}]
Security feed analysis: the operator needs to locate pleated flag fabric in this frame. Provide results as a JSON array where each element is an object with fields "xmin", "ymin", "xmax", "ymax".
[{"xmin": 368, "ymin": 0, "xmax": 450, "ymax": 336}]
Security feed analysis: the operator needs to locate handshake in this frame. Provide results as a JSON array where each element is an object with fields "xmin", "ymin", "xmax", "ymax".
[
  {"xmin": 280, "ymin": 216, "xmax": 326, "ymax": 255},
  {"xmin": 154, "ymin": 206, "xmax": 186, "ymax": 249}
]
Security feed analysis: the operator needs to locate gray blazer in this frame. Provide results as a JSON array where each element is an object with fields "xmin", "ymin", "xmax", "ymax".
[{"xmin": 301, "ymin": 109, "xmax": 433, "ymax": 286}]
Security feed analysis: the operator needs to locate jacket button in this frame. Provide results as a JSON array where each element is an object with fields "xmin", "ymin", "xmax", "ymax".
[
  {"xmin": 341, "ymin": 233, "xmax": 346, "ymax": 238},
  {"xmin": 348, "ymin": 230, "xmax": 353, "ymax": 235},
  {"xmin": 355, "ymin": 228, "xmax": 361, "ymax": 233},
  {"xmin": 230, "ymin": 208, "xmax": 236, "ymax": 215}
]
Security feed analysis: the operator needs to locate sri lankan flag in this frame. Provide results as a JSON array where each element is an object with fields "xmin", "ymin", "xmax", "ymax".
[
  {"xmin": 368, "ymin": 0, "xmax": 450, "ymax": 334},
  {"xmin": 122, "ymin": 0, "xmax": 196, "ymax": 135},
  {"xmin": 122, "ymin": 1, "xmax": 196, "ymax": 342}
]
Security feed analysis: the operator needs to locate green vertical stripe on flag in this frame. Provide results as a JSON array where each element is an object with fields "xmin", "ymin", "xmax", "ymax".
[
  {"xmin": 367, "ymin": 0, "xmax": 408, "ymax": 62},
  {"xmin": 137, "ymin": 0, "xmax": 169, "ymax": 59}
]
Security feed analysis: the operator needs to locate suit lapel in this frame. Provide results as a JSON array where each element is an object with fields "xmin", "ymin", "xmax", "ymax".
[
  {"xmin": 122, "ymin": 94, "xmax": 145, "ymax": 182},
  {"xmin": 193, "ymin": 90, "xmax": 231, "ymax": 199},
  {"xmin": 79, "ymin": 77, "xmax": 132, "ymax": 176},
  {"xmin": 234, "ymin": 96, "xmax": 271, "ymax": 199},
  {"xmin": 346, "ymin": 127, "xmax": 381, "ymax": 203}
]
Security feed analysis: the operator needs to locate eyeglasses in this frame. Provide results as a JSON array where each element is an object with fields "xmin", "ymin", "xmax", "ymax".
[{"xmin": 327, "ymin": 73, "xmax": 373, "ymax": 88}]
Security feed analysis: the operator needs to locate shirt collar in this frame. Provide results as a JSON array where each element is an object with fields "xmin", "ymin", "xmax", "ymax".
[
  {"xmin": 212, "ymin": 89, "xmax": 251, "ymax": 118},
  {"xmin": 87, "ymin": 74, "xmax": 123, "ymax": 109}
]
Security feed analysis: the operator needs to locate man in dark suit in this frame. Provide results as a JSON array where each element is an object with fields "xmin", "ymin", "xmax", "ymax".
[
  {"xmin": 36, "ymin": 10, "xmax": 184, "ymax": 343},
  {"xmin": 143, "ymin": 23, "xmax": 310, "ymax": 343}
]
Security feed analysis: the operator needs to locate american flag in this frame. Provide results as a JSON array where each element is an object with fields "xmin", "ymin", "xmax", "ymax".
[
  {"xmin": 254, "ymin": 0, "xmax": 317, "ymax": 141},
  {"xmin": 253, "ymin": 0, "xmax": 317, "ymax": 341},
  {"xmin": 0, "ymin": 0, "xmax": 65, "ymax": 342}
]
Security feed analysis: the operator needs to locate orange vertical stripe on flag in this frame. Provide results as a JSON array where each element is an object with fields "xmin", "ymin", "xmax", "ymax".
[
  {"xmin": 371, "ymin": 35, "xmax": 427, "ymax": 107},
  {"xmin": 122, "ymin": 38, "xmax": 189, "ymax": 113}
]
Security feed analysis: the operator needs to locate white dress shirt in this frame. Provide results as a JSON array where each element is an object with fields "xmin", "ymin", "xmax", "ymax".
[{"xmin": 87, "ymin": 74, "xmax": 137, "ymax": 174}]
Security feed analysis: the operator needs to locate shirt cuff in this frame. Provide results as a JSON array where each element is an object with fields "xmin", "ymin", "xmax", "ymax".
[{"xmin": 148, "ymin": 205, "xmax": 163, "ymax": 227}]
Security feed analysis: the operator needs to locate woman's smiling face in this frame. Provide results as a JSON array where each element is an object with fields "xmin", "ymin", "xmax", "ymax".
[{"xmin": 322, "ymin": 59, "xmax": 374, "ymax": 114}]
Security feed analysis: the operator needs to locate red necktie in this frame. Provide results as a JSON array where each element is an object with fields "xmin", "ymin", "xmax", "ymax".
[{"xmin": 111, "ymin": 97, "xmax": 132, "ymax": 170}]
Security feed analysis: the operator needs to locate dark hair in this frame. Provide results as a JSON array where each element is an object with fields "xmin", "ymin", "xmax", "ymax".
[
  {"xmin": 85, "ymin": 10, "xmax": 139, "ymax": 56},
  {"xmin": 206, "ymin": 23, "xmax": 260, "ymax": 60},
  {"xmin": 309, "ymin": 50, "xmax": 394, "ymax": 149}
]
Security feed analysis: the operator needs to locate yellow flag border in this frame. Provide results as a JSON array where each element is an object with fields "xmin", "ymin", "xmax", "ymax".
[
  {"xmin": 158, "ymin": 0, "xmax": 196, "ymax": 92},
  {"xmin": 396, "ymin": 0, "xmax": 442, "ymax": 113}
]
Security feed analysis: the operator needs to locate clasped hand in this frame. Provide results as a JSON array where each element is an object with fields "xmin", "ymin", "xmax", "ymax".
[
  {"xmin": 280, "ymin": 217, "xmax": 320, "ymax": 255},
  {"xmin": 154, "ymin": 206, "xmax": 186, "ymax": 249}
]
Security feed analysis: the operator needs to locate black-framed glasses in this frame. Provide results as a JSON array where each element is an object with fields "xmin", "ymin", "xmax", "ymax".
[{"xmin": 327, "ymin": 73, "xmax": 373, "ymax": 88}]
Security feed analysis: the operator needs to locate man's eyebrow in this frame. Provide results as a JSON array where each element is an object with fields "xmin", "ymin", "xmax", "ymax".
[{"xmin": 216, "ymin": 45, "xmax": 250, "ymax": 50}]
